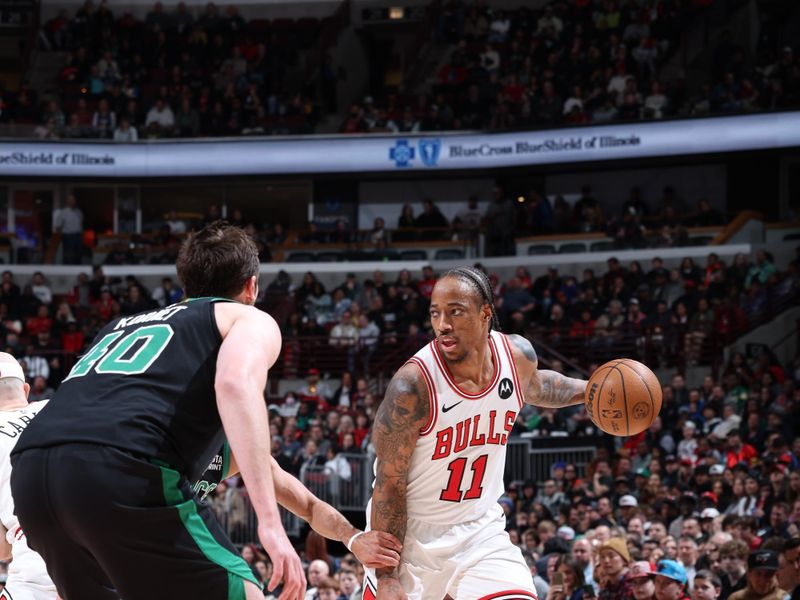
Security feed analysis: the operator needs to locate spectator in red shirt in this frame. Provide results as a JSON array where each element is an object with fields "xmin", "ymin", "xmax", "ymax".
[
  {"xmin": 25, "ymin": 305, "xmax": 53, "ymax": 336},
  {"xmin": 726, "ymin": 431, "xmax": 758, "ymax": 469},
  {"xmin": 417, "ymin": 266, "xmax": 437, "ymax": 299}
]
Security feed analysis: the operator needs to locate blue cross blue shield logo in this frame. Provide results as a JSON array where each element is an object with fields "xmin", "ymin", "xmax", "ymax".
[
  {"xmin": 389, "ymin": 140, "xmax": 415, "ymax": 168},
  {"xmin": 418, "ymin": 138, "xmax": 441, "ymax": 167}
]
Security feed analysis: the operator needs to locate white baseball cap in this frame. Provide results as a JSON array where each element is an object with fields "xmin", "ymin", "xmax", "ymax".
[
  {"xmin": 619, "ymin": 494, "xmax": 638, "ymax": 508},
  {"xmin": 709, "ymin": 464, "xmax": 725, "ymax": 476},
  {"xmin": 0, "ymin": 353, "xmax": 24, "ymax": 382},
  {"xmin": 557, "ymin": 525, "xmax": 576, "ymax": 541},
  {"xmin": 701, "ymin": 508, "xmax": 720, "ymax": 520}
]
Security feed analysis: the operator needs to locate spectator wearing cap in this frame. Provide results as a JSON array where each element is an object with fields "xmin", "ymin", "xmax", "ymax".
[
  {"xmin": 700, "ymin": 507, "xmax": 721, "ymax": 537},
  {"xmin": 710, "ymin": 464, "xmax": 726, "ymax": 478},
  {"xmin": 678, "ymin": 421, "xmax": 699, "ymax": 464},
  {"xmin": 692, "ymin": 569, "xmax": 722, "ymax": 600},
  {"xmin": 761, "ymin": 537, "xmax": 800, "ymax": 598},
  {"xmin": 655, "ymin": 559, "xmax": 690, "ymax": 600},
  {"xmin": 596, "ymin": 537, "xmax": 635, "ymax": 600},
  {"xmin": 297, "ymin": 367, "xmax": 333, "ymax": 414},
  {"xmin": 729, "ymin": 550, "xmax": 787, "ymax": 600},
  {"xmin": 619, "ymin": 494, "xmax": 640, "ymax": 526},
  {"xmin": 628, "ymin": 560, "xmax": 657, "ymax": 600},
  {"xmin": 719, "ymin": 540, "xmax": 750, "ymax": 597},
  {"xmin": 663, "ymin": 455, "xmax": 681, "ymax": 488}
]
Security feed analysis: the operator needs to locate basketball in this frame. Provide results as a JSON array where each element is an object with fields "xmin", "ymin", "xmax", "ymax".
[{"xmin": 585, "ymin": 359, "xmax": 662, "ymax": 437}]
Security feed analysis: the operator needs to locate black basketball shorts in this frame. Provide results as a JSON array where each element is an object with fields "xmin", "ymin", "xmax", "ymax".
[{"xmin": 11, "ymin": 444, "xmax": 259, "ymax": 600}]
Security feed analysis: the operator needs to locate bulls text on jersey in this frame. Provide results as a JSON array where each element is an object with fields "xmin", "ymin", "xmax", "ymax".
[{"xmin": 431, "ymin": 409, "xmax": 515, "ymax": 461}]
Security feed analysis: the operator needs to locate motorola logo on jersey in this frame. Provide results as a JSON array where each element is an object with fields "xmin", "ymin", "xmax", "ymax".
[{"xmin": 498, "ymin": 378, "xmax": 514, "ymax": 400}]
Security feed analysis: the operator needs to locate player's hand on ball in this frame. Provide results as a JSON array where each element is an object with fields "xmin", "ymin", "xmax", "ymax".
[
  {"xmin": 352, "ymin": 531, "xmax": 403, "ymax": 569},
  {"xmin": 258, "ymin": 523, "xmax": 307, "ymax": 600},
  {"xmin": 377, "ymin": 575, "xmax": 407, "ymax": 600}
]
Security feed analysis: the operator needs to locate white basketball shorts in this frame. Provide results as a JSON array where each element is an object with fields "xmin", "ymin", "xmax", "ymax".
[
  {"xmin": 364, "ymin": 503, "xmax": 537, "ymax": 600},
  {"xmin": 0, "ymin": 580, "xmax": 58, "ymax": 600}
]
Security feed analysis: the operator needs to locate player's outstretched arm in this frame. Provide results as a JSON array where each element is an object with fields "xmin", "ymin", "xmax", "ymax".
[
  {"xmin": 371, "ymin": 363, "xmax": 430, "ymax": 599},
  {"xmin": 215, "ymin": 304, "xmax": 306, "ymax": 600},
  {"xmin": 267, "ymin": 456, "xmax": 402, "ymax": 569},
  {"xmin": 508, "ymin": 334, "xmax": 587, "ymax": 407}
]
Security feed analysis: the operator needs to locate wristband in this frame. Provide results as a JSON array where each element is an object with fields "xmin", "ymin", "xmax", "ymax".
[{"xmin": 346, "ymin": 531, "xmax": 366, "ymax": 552}]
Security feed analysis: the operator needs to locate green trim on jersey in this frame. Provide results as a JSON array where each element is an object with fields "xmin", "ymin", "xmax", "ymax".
[
  {"xmin": 222, "ymin": 442, "xmax": 232, "ymax": 479},
  {"xmin": 157, "ymin": 462, "xmax": 259, "ymax": 598}
]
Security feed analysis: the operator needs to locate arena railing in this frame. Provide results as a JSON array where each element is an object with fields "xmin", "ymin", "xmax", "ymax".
[
  {"xmin": 212, "ymin": 489, "xmax": 303, "ymax": 546},
  {"xmin": 506, "ymin": 437, "xmax": 600, "ymax": 488}
]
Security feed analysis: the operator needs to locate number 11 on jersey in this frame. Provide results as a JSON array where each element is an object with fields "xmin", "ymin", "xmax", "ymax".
[{"xmin": 439, "ymin": 454, "xmax": 488, "ymax": 503}]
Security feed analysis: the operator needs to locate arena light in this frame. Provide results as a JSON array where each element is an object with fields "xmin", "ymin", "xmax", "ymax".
[{"xmin": 389, "ymin": 7, "xmax": 404, "ymax": 20}]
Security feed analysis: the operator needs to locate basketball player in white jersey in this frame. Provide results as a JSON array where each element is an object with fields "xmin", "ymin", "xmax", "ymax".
[
  {"xmin": 366, "ymin": 267, "xmax": 589, "ymax": 600},
  {"xmin": 0, "ymin": 353, "xmax": 58, "ymax": 600}
]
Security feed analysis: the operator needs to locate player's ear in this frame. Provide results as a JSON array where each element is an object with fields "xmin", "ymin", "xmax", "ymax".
[{"xmin": 482, "ymin": 303, "xmax": 492, "ymax": 322}]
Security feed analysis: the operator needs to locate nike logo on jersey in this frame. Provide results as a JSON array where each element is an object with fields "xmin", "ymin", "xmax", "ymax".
[{"xmin": 442, "ymin": 401, "xmax": 463, "ymax": 413}]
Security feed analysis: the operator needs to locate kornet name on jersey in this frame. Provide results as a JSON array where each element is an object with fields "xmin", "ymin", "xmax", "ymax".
[
  {"xmin": 403, "ymin": 330, "xmax": 524, "ymax": 525},
  {"xmin": 0, "ymin": 400, "xmax": 54, "ymax": 587},
  {"xmin": 12, "ymin": 298, "xmax": 231, "ymax": 481}
]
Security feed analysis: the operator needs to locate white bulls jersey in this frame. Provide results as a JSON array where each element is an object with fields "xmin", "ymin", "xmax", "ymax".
[
  {"xmin": 0, "ymin": 401, "xmax": 55, "ymax": 592},
  {"xmin": 403, "ymin": 330, "xmax": 524, "ymax": 524}
]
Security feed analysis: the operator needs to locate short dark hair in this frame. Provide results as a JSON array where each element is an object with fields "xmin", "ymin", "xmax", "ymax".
[
  {"xmin": 440, "ymin": 266, "xmax": 500, "ymax": 331},
  {"xmin": 176, "ymin": 221, "xmax": 259, "ymax": 299},
  {"xmin": 694, "ymin": 569, "xmax": 721, "ymax": 588}
]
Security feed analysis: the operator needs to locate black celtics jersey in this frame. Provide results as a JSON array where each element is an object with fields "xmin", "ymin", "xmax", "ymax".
[{"xmin": 14, "ymin": 298, "xmax": 233, "ymax": 481}]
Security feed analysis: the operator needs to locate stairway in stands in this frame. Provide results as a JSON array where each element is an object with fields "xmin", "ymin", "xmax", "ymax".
[{"xmin": 0, "ymin": 0, "xmax": 38, "ymax": 94}]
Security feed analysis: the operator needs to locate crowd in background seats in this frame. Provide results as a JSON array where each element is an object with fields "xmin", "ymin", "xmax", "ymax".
[
  {"xmin": 2, "ymin": 0, "xmax": 798, "ymax": 140},
  {"xmin": 2, "ymin": 1, "xmax": 324, "ymax": 139},
  {"xmin": 0, "ymin": 245, "xmax": 799, "ymax": 597},
  {"xmin": 342, "ymin": 0, "xmax": 800, "ymax": 134}
]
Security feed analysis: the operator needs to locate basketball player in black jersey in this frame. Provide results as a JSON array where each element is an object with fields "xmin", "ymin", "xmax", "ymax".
[{"xmin": 11, "ymin": 223, "xmax": 308, "ymax": 600}]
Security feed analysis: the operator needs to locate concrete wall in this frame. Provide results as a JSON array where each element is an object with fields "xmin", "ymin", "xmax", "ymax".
[
  {"xmin": 725, "ymin": 307, "xmax": 800, "ymax": 368},
  {"xmin": 5, "ymin": 241, "xmax": 753, "ymax": 294},
  {"xmin": 545, "ymin": 164, "xmax": 727, "ymax": 216},
  {"xmin": 359, "ymin": 178, "xmax": 494, "ymax": 229}
]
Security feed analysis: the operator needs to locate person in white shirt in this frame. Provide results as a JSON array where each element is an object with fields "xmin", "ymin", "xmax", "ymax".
[
  {"xmin": 145, "ymin": 98, "xmax": 175, "ymax": 133},
  {"xmin": 113, "ymin": 117, "xmax": 138, "ymax": 142},
  {"xmin": 164, "ymin": 209, "xmax": 187, "ymax": 235},
  {"xmin": 0, "ymin": 352, "xmax": 58, "ymax": 600},
  {"xmin": 53, "ymin": 193, "xmax": 83, "ymax": 265},
  {"xmin": 28, "ymin": 272, "xmax": 52, "ymax": 305},
  {"xmin": 357, "ymin": 315, "xmax": 381, "ymax": 375}
]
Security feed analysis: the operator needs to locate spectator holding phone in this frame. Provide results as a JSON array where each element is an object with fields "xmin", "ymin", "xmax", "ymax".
[{"xmin": 547, "ymin": 556, "xmax": 587, "ymax": 600}]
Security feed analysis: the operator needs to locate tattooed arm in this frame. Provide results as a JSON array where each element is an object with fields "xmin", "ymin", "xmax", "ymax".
[
  {"xmin": 508, "ymin": 334, "xmax": 587, "ymax": 408},
  {"xmin": 370, "ymin": 363, "xmax": 430, "ymax": 599}
]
